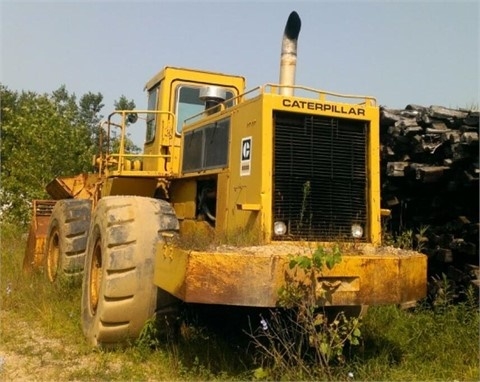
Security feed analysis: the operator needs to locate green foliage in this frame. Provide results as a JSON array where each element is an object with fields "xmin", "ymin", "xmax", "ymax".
[
  {"xmin": 382, "ymin": 225, "xmax": 431, "ymax": 252},
  {"xmin": 114, "ymin": 95, "xmax": 136, "ymax": 111},
  {"xmin": 429, "ymin": 273, "xmax": 456, "ymax": 310},
  {"xmin": 110, "ymin": 95, "xmax": 141, "ymax": 154},
  {"xmin": 298, "ymin": 180, "xmax": 311, "ymax": 231},
  {"xmin": 0, "ymin": 84, "xmax": 142, "ymax": 224},
  {"xmin": 280, "ymin": 245, "xmax": 343, "ymax": 308},
  {"xmin": 355, "ymin": 300, "xmax": 479, "ymax": 381},
  {"xmin": 135, "ymin": 317, "xmax": 163, "ymax": 354},
  {"xmin": 250, "ymin": 245, "xmax": 362, "ymax": 380},
  {"xmin": 394, "ymin": 229, "xmax": 414, "ymax": 249},
  {"xmin": 0, "ymin": 84, "xmax": 103, "ymax": 224},
  {"xmin": 1, "ymin": 223, "xmax": 248, "ymax": 381},
  {"xmin": 1, "ymin": 223, "xmax": 83, "ymax": 341},
  {"xmin": 289, "ymin": 245, "xmax": 342, "ymax": 272},
  {"xmin": 1, "ymin": 224, "xmax": 479, "ymax": 380},
  {"xmin": 79, "ymin": 91, "xmax": 105, "ymax": 154}
]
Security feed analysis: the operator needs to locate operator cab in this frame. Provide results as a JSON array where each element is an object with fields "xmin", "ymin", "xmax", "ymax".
[{"xmin": 141, "ymin": 67, "xmax": 245, "ymax": 175}]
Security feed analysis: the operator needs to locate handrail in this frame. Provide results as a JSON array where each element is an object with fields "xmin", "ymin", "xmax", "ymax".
[
  {"xmin": 182, "ymin": 84, "xmax": 376, "ymax": 128},
  {"xmin": 99, "ymin": 110, "xmax": 176, "ymax": 174},
  {"xmin": 98, "ymin": 86, "xmax": 376, "ymax": 174},
  {"xmin": 183, "ymin": 87, "xmax": 262, "ymax": 126},
  {"xmin": 262, "ymin": 83, "xmax": 377, "ymax": 106}
]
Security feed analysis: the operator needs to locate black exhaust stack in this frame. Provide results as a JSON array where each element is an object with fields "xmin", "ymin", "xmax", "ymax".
[{"xmin": 279, "ymin": 11, "xmax": 301, "ymax": 96}]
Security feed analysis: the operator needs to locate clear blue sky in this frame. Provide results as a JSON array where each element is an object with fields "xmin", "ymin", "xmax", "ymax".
[{"xmin": 1, "ymin": 0, "xmax": 478, "ymax": 117}]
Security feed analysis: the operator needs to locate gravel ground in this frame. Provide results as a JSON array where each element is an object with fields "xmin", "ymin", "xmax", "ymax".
[{"xmin": 0, "ymin": 310, "xmax": 98, "ymax": 381}]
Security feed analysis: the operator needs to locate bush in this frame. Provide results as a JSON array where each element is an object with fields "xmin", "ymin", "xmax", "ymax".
[{"xmin": 248, "ymin": 245, "xmax": 362, "ymax": 380}]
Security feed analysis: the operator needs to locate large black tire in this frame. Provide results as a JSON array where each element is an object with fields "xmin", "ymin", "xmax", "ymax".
[
  {"xmin": 44, "ymin": 199, "xmax": 92, "ymax": 282},
  {"xmin": 81, "ymin": 196, "xmax": 179, "ymax": 347}
]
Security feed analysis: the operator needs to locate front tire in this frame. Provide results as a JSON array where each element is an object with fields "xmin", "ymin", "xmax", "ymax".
[
  {"xmin": 81, "ymin": 196, "xmax": 179, "ymax": 347},
  {"xmin": 44, "ymin": 199, "xmax": 92, "ymax": 282}
]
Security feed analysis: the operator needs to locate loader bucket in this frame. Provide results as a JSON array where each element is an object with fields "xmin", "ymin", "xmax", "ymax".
[
  {"xmin": 155, "ymin": 242, "xmax": 427, "ymax": 308},
  {"xmin": 23, "ymin": 200, "xmax": 57, "ymax": 274},
  {"xmin": 45, "ymin": 173, "xmax": 100, "ymax": 200}
]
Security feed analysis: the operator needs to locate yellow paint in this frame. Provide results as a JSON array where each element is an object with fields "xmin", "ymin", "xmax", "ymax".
[
  {"xmin": 169, "ymin": 179, "xmax": 197, "ymax": 219},
  {"xmin": 178, "ymin": 219, "xmax": 215, "ymax": 243},
  {"xmin": 237, "ymin": 204, "xmax": 262, "ymax": 211},
  {"xmin": 142, "ymin": 67, "xmax": 245, "ymax": 176},
  {"xmin": 177, "ymin": 86, "xmax": 382, "ymax": 244},
  {"xmin": 122, "ymin": 68, "xmax": 425, "ymax": 308},
  {"xmin": 154, "ymin": 243, "xmax": 427, "ymax": 307},
  {"xmin": 46, "ymin": 173, "xmax": 101, "ymax": 200},
  {"xmin": 101, "ymin": 177, "xmax": 158, "ymax": 198},
  {"xmin": 23, "ymin": 200, "xmax": 57, "ymax": 273},
  {"xmin": 99, "ymin": 68, "xmax": 384, "ymax": 247},
  {"xmin": 25, "ymin": 63, "xmax": 427, "ymax": 309}
]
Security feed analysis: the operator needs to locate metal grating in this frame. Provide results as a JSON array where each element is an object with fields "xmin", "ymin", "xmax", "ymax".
[
  {"xmin": 273, "ymin": 111, "xmax": 368, "ymax": 241},
  {"xmin": 34, "ymin": 200, "xmax": 57, "ymax": 216},
  {"xmin": 182, "ymin": 118, "xmax": 230, "ymax": 172}
]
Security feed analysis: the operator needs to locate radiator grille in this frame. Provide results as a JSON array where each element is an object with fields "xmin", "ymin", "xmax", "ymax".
[{"xmin": 273, "ymin": 111, "xmax": 368, "ymax": 241}]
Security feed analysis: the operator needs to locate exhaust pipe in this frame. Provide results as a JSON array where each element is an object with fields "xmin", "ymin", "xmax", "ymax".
[{"xmin": 279, "ymin": 11, "xmax": 301, "ymax": 96}]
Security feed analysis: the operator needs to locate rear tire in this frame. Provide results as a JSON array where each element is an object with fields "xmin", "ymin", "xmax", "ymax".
[
  {"xmin": 81, "ymin": 196, "xmax": 179, "ymax": 347},
  {"xmin": 44, "ymin": 199, "xmax": 92, "ymax": 282}
]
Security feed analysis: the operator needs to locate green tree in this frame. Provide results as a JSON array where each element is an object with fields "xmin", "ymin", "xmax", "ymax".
[
  {"xmin": 110, "ymin": 95, "xmax": 140, "ymax": 154},
  {"xmin": 0, "ymin": 85, "xmax": 97, "ymax": 224},
  {"xmin": 79, "ymin": 91, "xmax": 104, "ymax": 152},
  {"xmin": 0, "ymin": 85, "xmax": 144, "ymax": 224},
  {"xmin": 114, "ymin": 95, "xmax": 135, "ymax": 111},
  {"xmin": 51, "ymin": 85, "xmax": 78, "ymax": 119}
]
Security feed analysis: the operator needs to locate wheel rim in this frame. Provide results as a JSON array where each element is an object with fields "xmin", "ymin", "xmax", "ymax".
[
  {"xmin": 89, "ymin": 239, "xmax": 103, "ymax": 315},
  {"xmin": 46, "ymin": 229, "xmax": 60, "ymax": 282}
]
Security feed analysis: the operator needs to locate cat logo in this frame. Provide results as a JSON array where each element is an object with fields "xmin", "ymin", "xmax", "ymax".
[{"xmin": 240, "ymin": 137, "xmax": 252, "ymax": 176}]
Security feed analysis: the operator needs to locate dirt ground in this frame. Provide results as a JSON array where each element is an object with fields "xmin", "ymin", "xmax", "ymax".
[{"xmin": 0, "ymin": 310, "xmax": 97, "ymax": 381}]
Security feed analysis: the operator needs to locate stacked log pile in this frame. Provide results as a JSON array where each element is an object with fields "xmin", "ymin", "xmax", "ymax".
[{"xmin": 379, "ymin": 105, "xmax": 479, "ymax": 291}]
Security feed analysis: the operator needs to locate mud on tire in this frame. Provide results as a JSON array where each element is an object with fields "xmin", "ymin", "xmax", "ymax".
[
  {"xmin": 44, "ymin": 199, "xmax": 92, "ymax": 282},
  {"xmin": 81, "ymin": 196, "xmax": 179, "ymax": 347}
]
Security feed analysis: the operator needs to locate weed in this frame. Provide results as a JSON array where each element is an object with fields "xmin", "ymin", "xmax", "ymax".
[
  {"xmin": 2, "ymin": 222, "xmax": 479, "ymax": 381},
  {"xmin": 219, "ymin": 227, "xmax": 263, "ymax": 247},
  {"xmin": 395, "ymin": 229, "xmax": 414, "ymax": 249},
  {"xmin": 382, "ymin": 221, "xmax": 431, "ymax": 252},
  {"xmin": 355, "ymin": 299, "xmax": 480, "ymax": 381},
  {"xmin": 136, "ymin": 317, "xmax": 163, "ymax": 351},
  {"xmin": 248, "ymin": 245, "xmax": 362, "ymax": 380},
  {"xmin": 428, "ymin": 273, "xmax": 457, "ymax": 311},
  {"xmin": 298, "ymin": 180, "xmax": 312, "ymax": 232},
  {"xmin": 177, "ymin": 221, "xmax": 262, "ymax": 251},
  {"xmin": 414, "ymin": 224, "xmax": 429, "ymax": 252}
]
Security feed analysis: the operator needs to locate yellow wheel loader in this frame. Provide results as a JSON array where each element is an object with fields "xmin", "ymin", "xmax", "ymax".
[{"xmin": 24, "ymin": 11, "xmax": 427, "ymax": 347}]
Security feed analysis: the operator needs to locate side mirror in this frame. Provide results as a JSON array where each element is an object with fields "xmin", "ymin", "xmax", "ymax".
[{"xmin": 127, "ymin": 113, "xmax": 138, "ymax": 124}]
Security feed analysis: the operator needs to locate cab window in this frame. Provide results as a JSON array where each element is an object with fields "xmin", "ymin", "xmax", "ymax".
[
  {"xmin": 146, "ymin": 83, "xmax": 160, "ymax": 142},
  {"xmin": 175, "ymin": 85, "xmax": 235, "ymax": 134},
  {"xmin": 175, "ymin": 86, "xmax": 205, "ymax": 134}
]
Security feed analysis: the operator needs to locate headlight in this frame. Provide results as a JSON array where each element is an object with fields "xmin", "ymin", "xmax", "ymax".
[
  {"xmin": 351, "ymin": 224, "xmax": 363, "ymax": 239},
  {"xmin": 273, "ymin": 221, "xmax": 287, "ymax": 236}
]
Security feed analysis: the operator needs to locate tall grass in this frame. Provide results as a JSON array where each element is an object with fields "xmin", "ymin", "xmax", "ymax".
[
  {"xmin": 1, "ymin": 222, "xmax": 479, "ymax": 381},
  {"xmin": 0, "ymin": 222, "xmax": 250, "ymax": 380},
  {"xmin": 351, "ymin": 299, "xmax": 479, "ymax": 381},
  {"xmin": 0, "ymin": 223, "xmax": 90, "ymax": 354}
]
